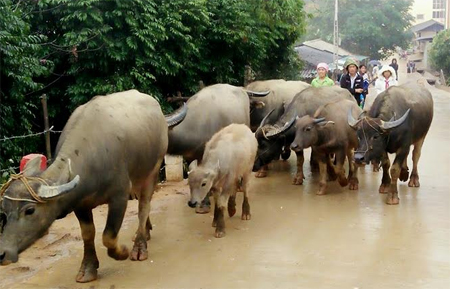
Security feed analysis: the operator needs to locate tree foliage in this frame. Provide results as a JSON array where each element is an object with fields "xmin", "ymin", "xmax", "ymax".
[
  {"xmin": 0, "ymin": 0, "xmax": 307, "ymax": 173},
  {"xmin": 430, "ymin": 29, "xmax": 450, "ymax": 85},
  {"xmin": 304, "ymin": 0, "xmax": 414, "ymax": 59},
  {"xmin": 0, "ymin": 0, "xmax": 49, "ymax": 175}
]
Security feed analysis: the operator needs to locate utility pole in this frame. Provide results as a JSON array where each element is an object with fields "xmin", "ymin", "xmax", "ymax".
[{"xmin": 333, "ymin": 0, "xmax": 339, "ymax": 74}]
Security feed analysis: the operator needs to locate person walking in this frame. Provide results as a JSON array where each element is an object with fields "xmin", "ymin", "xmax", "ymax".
[
  {"xmin": 357, "ymin": 64, "xmax": 370, "ymax": 108},
  {"xmin": 390, "ymin": 58, "xmax": 399, "ymax": 80},
  {"xmin": 375, "ymin": 65, "xmax": 398, "ymax": 95},
  {"xmin": 311, "ymin": 63, "xmax": 335, "ymax": 87},
  {"xmin": 340, "ymin": 58, "xmax": 364, "ymax": 106}
]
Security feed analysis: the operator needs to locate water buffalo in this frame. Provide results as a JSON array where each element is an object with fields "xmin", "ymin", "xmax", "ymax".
[
  {"xmin": 291, "ymin": 99, "xmax": 361, "ymax": 195},
  {"xmin": 348, "ymin": 84, "xmax": 433, "ymax": 205},
  {"xmin": 253, "ymin": 86, "xmax": 356, "ymax": 184},
  {"xmin": 187, "ymin": 124, "xmax": 257, "ymax": 238},
  {"xmin": 246, "ymin": 80, "xmax": 310, "ymax": 177},
  {"xmin": 0, "ymin": 90, "xmax": 186, "ymax": 282},
  {"xmin": 168, "ymin": 83, "xmax": 266, "ymax": 163}
]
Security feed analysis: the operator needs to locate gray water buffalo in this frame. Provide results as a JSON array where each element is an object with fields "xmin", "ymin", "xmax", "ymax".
[
  {"xmin": 187, "ymin": 124, "xmax": 257, "ymax": 238},
  {"xmin": 253, "ymin": 86, "xmax": 356, "ymax": 184},
  {"xmin": 168, "ymin": 83, "xmax": 266, "ymax": 163},
  {"xmin": 291, "ymin": 99, "xmax": 361, "ymax": 195},
  {"xmin": 246, "ymin": 80, "xmax": 310, "ymax": 177},
  {"xmin": 0, "ymin": 90, "xmax": 186, "ymax": 282},
  {"xmin": 348, "ymin": 84, "xmax": 433, "ymax": 205}
]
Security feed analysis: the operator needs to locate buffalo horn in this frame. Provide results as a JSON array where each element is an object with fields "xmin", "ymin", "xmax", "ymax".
[
  {"xmin": 265, "ymin": 115, "xmax": 297, "ymax": 138},
  {"xmin": 380, "ymin": 109, "xmax": 410, "ymax": 130},
  {"xmin": 38, "ymin": 175, "xmax": 80, "ymax": 199},
  {"xmin": 165, "ymin": 103, "xmax": 188, "ymax": 128},
  {"xmin": 347, "ymin": 108, "xmax": 361, "ymax": 128},
  {"xmin": 313, "ymin": 117, "xmax": 326, "ymax": 124},
  {"xmin": 246, "ymin": 90, "xmax": 270, "ymax": 97}
]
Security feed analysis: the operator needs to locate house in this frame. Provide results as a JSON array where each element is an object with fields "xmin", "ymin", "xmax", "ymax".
[
  {"xmin": 410, "ymin": 19, "xmax": 445, "ymax": 69},
  {"xmin": 410, "ymin": 0, "xmax": 450, "ymax": 29}
]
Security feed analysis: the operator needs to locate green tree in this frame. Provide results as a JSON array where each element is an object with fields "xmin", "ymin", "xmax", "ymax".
[
  {"xmin": 0, "ymin": 0, "xmax": 50, "ymax": 175},
  {"xmin": 430, "ymin": 29, "xmax": 450, "ymax": 85},
  {"xmin": 304, "ymin": 0, "xmax": 414, "ymax": 59}
]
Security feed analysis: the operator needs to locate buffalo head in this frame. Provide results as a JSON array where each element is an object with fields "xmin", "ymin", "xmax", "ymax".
[
  {"xmin": 290, "ymin": 116, "xmax": 335, "ymax": 152},
  {"xmin": 187, "ymin": 160, "xmax": 218, "ymax": 208},
  {"xmin": 0, "ymin": 157, "xmax": 80, "ymax": 265},
  {"xmin": 348, "ymin": 108, "xmax": 410, "ymax": 164},
  {"xmin": 253, "ymin": 111, "xmax": 296, "ymax": 172}
]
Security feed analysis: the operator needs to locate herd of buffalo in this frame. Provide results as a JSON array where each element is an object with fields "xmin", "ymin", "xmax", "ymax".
[{"xmin": 0, "ymin": 79, "xmax": 434, "ymax": 282}]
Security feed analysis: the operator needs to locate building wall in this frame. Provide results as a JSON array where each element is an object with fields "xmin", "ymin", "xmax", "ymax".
[{"xmin": 410, "ymin": 0, "xmax": 448, "ymax": 25}]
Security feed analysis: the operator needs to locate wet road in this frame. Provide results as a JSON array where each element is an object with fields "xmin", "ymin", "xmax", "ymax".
[{"xmin": 1, "ymin": 76, "xmax": 450, "ymax": 289}]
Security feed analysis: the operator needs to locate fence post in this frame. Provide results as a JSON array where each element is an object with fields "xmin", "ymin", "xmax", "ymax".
[{"xmin": 40, "ymin": 94, "xmax": 52, "ymax": 160}]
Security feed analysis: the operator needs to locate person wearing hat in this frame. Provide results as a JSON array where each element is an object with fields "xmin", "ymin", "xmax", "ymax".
[
  {"xmin": 340, "ymin": 58, "xmax": 365, "ymax": 106},
  {"xmin": 375, "ymin": 65, "xmax": 398, "ymax": 95},
  {"xmin": 311, "ymin": 62, "xmax": 335, "ymax": 87}
]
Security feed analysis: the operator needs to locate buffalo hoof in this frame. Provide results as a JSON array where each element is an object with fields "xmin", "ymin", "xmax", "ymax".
[
  {"xmin": 195, "ymin": 205, "xmax": 210, "ymax": 214},
  {"xmin": 241, "ymin": 213, "xmax": 251, "ymax": 220},
  {"xmin": 386, "ymin": 194, "xmax": 400, "ymax": 205},
  {"xmin": 107, "ymin": 245, "xmax": 129, "ymax": 260},
  {"xmin": 76, "ymin": 264, "xmax": 98, "ymax": 283},
  {"xmin": 214, "ymin": 231, "xmax": 226, "ymax": 238},
  {"xmin": 255, "ymin": 170, "xmax": 268, "ymax": 178},
  {"xmin": 130, "ymin": 244, "xmax": 148, "ymax": 261},
  {"xmin": 349, "ymin": 179, "xmax": 359, "ymax": 190},
  {"xmin": 408, "ymin": 174, "xmax": 420, "ymax": 187},
  {"xmin": 379, "ymin": 184, "xmax": 389, "ymax": 194},
  {"xmin": 400, "ymin": 168, "xmax": 409, "ymax": 182},
  {"xmin": 338, "ymin": 177, "xmax": 349, "ymax": 187},
  {"xmin": 292, "ymin": 174, "xmax": 304, "ymax": 185}
]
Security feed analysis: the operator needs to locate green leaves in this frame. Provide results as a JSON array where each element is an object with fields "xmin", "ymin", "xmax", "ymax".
[{"xmin": 430, "ymin": 29, "xmax": 450, "ymax": 85}]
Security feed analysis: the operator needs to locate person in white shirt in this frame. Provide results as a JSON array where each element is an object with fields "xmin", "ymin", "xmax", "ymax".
[{"xmin": 375, "ymin": 65, "xmax": 398, "ymax": 95}]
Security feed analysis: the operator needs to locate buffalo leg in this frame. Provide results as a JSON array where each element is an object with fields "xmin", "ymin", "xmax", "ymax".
[
  {"xmin": 326, "ymin": 154, "xmax": 338, "ymax": 181},
  {"xmin": 293, "ymin": 150, "xmax": 305, "ymax": 185},
  {"xmin": 255, "ymin": 164, "xmax": 269, "ymax": 178},
  {"xmin": 333, "ymin": 151, "xmax": 348, "ymax": 187},
  {"xmin": 281, "ymin": 146, "xmax": 291, "ymax": 160},
  {"xmin": 317, "ymin": 154, "xmax": 328, "ymax": 195},
  {"xmin": 132, "ymin": 217, "xmax": 151, "ymax": 242},
  {"xmin": 310, "ymin": 149, "xmax": 319, "ymax": 172},
  {"xmin": 131, "ymin": 170, "xmax": 157, "ymax": 261},
  {"xmin": 241, "ymin": 173, "xmax": 251, "ymax": 220},
  {"xmin": 347, "ymin": 148, "xmax": 359, "ymax": 190},
  {"xmin": 213, "ymin": 181, "xmax": 233, "ymax": 238},
  {"xmin": 379, "ymin": 153, "xmax": 391, "ymax": 194},
  {"xmin": 387, "ymin": 152, "xmax": 408, "ymax": 205},
  {"xmin": 75, "ymin": 209, "xmax": 99, "ymax": 283},
  {"xmin": 228, "ymin": 190, "xmax": 237, "ymax": 218},
  {"xmin": 103, "ymin": 197, "xmax": 129, "ymax": 261},
  {"xmin": 400, "ymin": 157, "xmax": 410, "ymax": 182},
  {"xmin": 409, "ymin": 138, "xmax": 425, "ymax": 187}
]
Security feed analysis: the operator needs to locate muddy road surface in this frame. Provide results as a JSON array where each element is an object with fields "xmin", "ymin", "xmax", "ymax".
[{"xmin": 1, "ymin": 76, "xmax": 449, "ymax": 289}]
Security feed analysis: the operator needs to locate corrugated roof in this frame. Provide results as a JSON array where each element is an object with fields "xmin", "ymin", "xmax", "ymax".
[
  {"xmin": 295, "ymin": 46, "xmax": 335, "ymax": 66},
  {"xmin": 411, "ymin": 19, "xmax": 444, "ymax": 33},
  {"xmin": 301, "ymin": 39, "xmax": 353, "ymax": 56}
]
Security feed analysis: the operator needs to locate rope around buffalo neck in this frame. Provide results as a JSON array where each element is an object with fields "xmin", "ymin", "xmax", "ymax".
[{"xmin": 0, "ymin": 174, "xmax": 49, "ymax": 203}]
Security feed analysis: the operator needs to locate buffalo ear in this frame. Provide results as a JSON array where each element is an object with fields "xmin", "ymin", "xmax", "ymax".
[
  {"xmin": 188, "ymin": 160, "xmax": 198, "ymax": 175},
  {"xmin": 23, "ymin": 156, "xmax": 44, "ymax": 177}
]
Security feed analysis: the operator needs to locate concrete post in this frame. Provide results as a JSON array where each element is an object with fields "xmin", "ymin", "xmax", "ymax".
[{"xmin": 164, "ymin": 155, "xmax": 184, "ymax": 181}]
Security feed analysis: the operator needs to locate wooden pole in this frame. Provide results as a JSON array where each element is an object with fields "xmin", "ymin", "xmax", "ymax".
[{"xmin": 40, "ymin": 94, "xmax": 52, "ymax": 160}]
